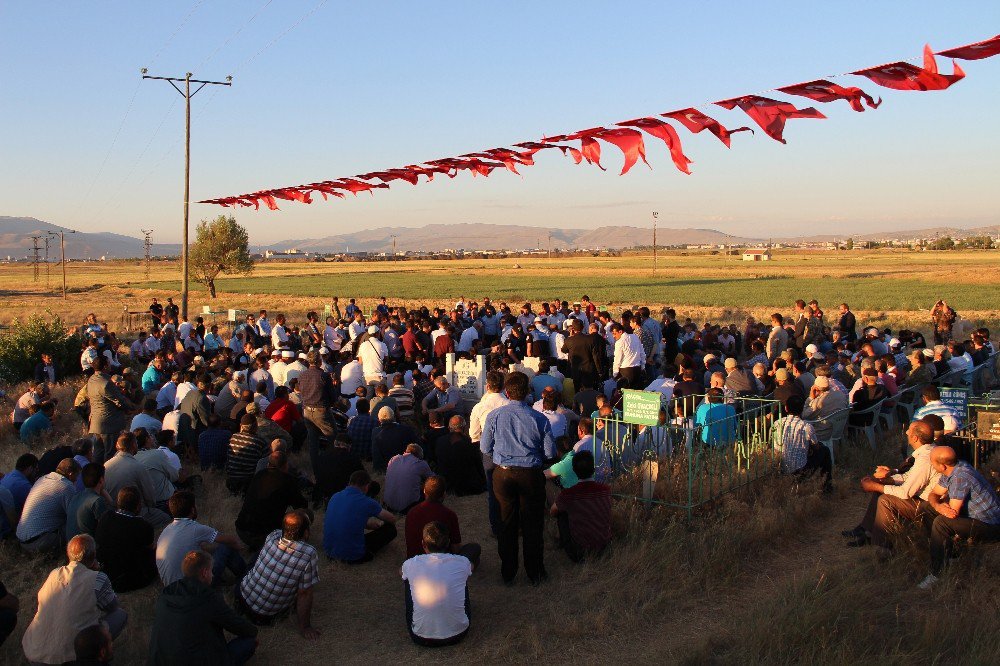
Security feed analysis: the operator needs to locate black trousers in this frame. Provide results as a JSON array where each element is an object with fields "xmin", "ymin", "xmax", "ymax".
[
  {"xmin": 493, "ymin": 466, "xmax": 546, "ymax": 582},
  {"xmin": 796, "ymin": 444, "xmax": 833, "ymax": 490},
  {"xmin": 618, "ymin": 366, "xmax": 642, "ymax": 389},
  {"xmin": 556, "ymin": 511, "xmax": 585, "ymax": 563},
  {"xmin": 341, "ymin": 522, "xmax": 397, "ymax": 564}
]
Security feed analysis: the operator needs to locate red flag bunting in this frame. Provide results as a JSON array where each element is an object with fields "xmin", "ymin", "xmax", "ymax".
[
  {"xmin": 590, "ymin": 128, "xmax": 649, "ymax": 175},
  {"xmin": 936, "ymin": 34, "xmax": 1000, "ymax": 60},
  {"xmin": 777, "ymin": 80, "xmax": 881, "ymax": 112},
  {"xmin": 617, "ymin": 117, "xmax": 692, "ymax": 174},
  {"xmin": 661, "ymin": 108, "xmax": 753, "ymax": 148},
  {"xmin": 852, "ymin": 44, "xmax": 965, "ymax": 91},
  {"xmin": 714, "ymin": 95, "xmax": 825, "ymax": 144}
]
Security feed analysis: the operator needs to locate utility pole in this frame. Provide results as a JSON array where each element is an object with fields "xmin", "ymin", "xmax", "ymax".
[
  {"xmin": 44, "ymin": 235, "xmax": 51, "ymax": 288},
  {"xmin": 47, "ymin": 230, "xmax": 74, "ymax": 299},
  {"xmin": 652, "ymin": 211, "xmax": 658, "ymax": 276},
  {"xmin": 141, "ymin": 229, "xmax": 153, "ymax": 280},
  {"xmin": 142, "ymin": 69, "xmax": 232, "ymax": 321},
  {"xmin": 29, "ymin": 235, "xmax": 43, "ymax": 282},
  {"xmin": 547, "ymin": 232, "xmax": 552, "ymax": 259},
  {"xmin": 390, "ymin": 234, "xmax": 398, "ymax": 262}
]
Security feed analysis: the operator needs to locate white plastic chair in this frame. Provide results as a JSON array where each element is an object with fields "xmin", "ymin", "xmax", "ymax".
[
  {"xmin": 846, "ymin": 398, "xmax": 886, "ymax": 450},
  {"xmin": 806, "ymin": 407, "xmax": 851, "ymax": 466}
]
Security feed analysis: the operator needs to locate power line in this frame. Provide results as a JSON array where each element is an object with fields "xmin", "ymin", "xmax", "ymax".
[{"xmin": 147, "ymin": 0, "xmax": 208, "ymax": 68}]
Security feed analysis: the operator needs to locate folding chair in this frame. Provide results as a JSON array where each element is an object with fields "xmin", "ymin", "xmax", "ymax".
[{"xmin": 846, "ymin": 398, "xmax": 885, "ymax": 450}]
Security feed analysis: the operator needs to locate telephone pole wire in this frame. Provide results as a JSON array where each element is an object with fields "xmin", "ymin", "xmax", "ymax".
[{"xmin": 142, "ymin": 69, "xmax": 232, "ymax": 321}]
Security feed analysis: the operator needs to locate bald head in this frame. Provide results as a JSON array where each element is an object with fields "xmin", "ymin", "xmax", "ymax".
[
  {"xmin": 931, "ymin": 446, "xmax": 958, "ymax": 469},
  {"xmin": 67, "ymin": 534, "xmax": 96, "ymax": 565}
]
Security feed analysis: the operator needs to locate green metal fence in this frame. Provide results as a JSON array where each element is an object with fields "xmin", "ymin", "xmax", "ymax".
[{"xmin": 592, "ymin": 394, "xmax": 784, "ymax": 518}]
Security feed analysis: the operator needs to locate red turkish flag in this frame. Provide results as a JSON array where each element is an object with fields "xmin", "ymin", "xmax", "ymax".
[
  {"xmin": 272, "ymin": 188, "xmax": 312, "ymax": 204},
  {"xmin": 777, "ymin": 80, "xmax": 881, "ymax": 112},
  {"xmin": 238, "ymin": 198, "xmax": 260, "ymax": 210},
  {"xmin": 255, "ymin": 194, "xmax": 279, "ymax": 211},
  {"xmin": 617, "ymin": 117, "xmax": 692, "ymax": 174},
  {"xmin": 589, "ymin": 128, "xmax": 649, "ymax": 175},
  {"xmin": 852, "ymin": 45, "xmax": 965, "ymax": 91},
  {"xmin": 542, "ymin": 129, "xmax": 607, "ymax": 170},
  {"xmin": 714, "ymin": 95, "xmax": 825, "ymax": 144},
  {"xmin": 306, "ymin": 183, "xmax": 347, "ymax": 200},
  {"xmin": 357, "ymin": 169, "xmax": 420, "ymax": 185},
  {"xmin": 661, "ymin": 108, "xmax": 752, "ymax": 148},
  {"xmin": 936, "ymin": 34, "xmax": 1000, "ymax": 60}
]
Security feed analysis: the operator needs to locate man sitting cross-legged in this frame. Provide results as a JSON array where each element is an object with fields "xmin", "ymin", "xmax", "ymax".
[
  {"xmin": 323, "ymin": 469, "xmax": 397, "ymax": 563},
  {"xmin": 915, "ymin": 446, "xmax": 1000, "ymax": 590},
  {"xmin": 843, "ymin": 420, "xmax": 938, "ymax": 550},
  {"xmin": 401, "ymin": 521, "xmax": 474, "ymax": 648},
  {"xmin": 236, "ymin": 509, "xmax": 321, "ymax": 640}
]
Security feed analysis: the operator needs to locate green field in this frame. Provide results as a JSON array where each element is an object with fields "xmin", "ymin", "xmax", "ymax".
[{"xmin": 138, "ymin": 260, "xmax": 999, "ymax": 311}]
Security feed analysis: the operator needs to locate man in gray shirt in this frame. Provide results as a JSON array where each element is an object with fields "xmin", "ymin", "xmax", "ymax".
[
  {"xmin": 88, "ymin": 356, "xmax": 132, "ymax": 462},
  {"xmin": 104, "ymin": 432, "xmax": 171, "ymax": 529},
  {"xmin": 383, "ymin": 444, "xmax": 433, "ymax": 513}
]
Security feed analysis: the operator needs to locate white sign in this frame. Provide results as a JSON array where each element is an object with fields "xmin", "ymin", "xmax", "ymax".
[{"xmin": 446, "ymin": 354, "xmax": 487, "ymax": 402}]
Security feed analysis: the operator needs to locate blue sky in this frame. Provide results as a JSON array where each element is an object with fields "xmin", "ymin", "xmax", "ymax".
[{"xmin": 2, "ymin": 1, "xmax": 998, "ymax": 243}]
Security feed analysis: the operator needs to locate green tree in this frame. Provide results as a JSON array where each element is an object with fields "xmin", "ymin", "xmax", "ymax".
[
  {"xmin": 929, "ymin": 236, "xmax": 955, "ymax": 251},
  {"xmin": 845, "ymin": 237, "xmax": 854, "ymax": 250},
  {"xmin": 190, "ymin": 214, "xmax": 254, "ymax": 298}
]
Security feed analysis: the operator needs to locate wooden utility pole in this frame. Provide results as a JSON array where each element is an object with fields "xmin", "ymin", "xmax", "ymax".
[
  {"xmin": 652, "ymin": 211, "xmax": 658, "ymax": 275},
  {"xmin": 48, "ymin": 230, "xmax": 74, "ymax": 299},
  {"xmin": 141, "ymin": 229, "xmax": 153, "ymax": 280},
  {"xmin": 142, "ymin": 69, "xmax": 232, "ymax": 321}
]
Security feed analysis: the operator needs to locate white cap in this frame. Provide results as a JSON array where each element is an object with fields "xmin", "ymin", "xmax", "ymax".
[
  {"xmin": 534, "ymin": 317, "xmax": 543, "ymax": 323},
  {"xmin": 367, "ymin": 325, "xmax": 379, "ymax": 335},
  {"xmin": 922, "ymin": 348, "xmax": 934, "ymax": 358},
  {"xmin": 889, "ymin": 337, "xmax": 901, "ymax": 348},
  {"xmin": 298, "ymin": 352, "xmax": 307, "ymax": 360},
  {"xmin": 704, "ymin": 353, "xmax": 717, "ymax": 363},
  {"xmin": 378, "ymin": 406, "xmax": 395, "ymax": 421},
  {"xmin": 252, "ymin": 348, "xmax": 263, "ymax": 357},
  {"xmin": 281, "ymin": 350, "xmax": 294, "ymax": 358},
  {"xmin": 805, "ymin": 344, "xmax": 818, "ymax": 355},
  {"xmin": 320, "ymin": 346, "xmax": 331, "ymax": 355}
]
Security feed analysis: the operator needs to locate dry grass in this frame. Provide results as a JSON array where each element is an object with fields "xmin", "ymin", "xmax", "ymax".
[{"xmin": 1, "ymin": 390, "xmax": 999, "ymax": 663}]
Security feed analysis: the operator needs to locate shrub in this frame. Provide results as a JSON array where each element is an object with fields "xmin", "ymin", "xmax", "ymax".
[{"xmin": 0, "ymin": 313, "xmax": 84, "ymax": 383}]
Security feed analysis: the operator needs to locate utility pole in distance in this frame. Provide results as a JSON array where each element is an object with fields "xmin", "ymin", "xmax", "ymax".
[
  {"xmin": 141, "ymin": 229, "xmax": 153, "ymax": 280},
  {"xmin": 44, "ymin": 235, "xmax": 51, "ymax": 288},
  {"xmin": 47, "ymin": 230, "xmax": 75, "ymax": 299},
  {"xmin": 652, "ymin": 211, "xmax": 658, "ymax": 276},
  {"xmin": 29, "ymin": 235, "xmax": 43, "ymax": 282},
  {"xmin": 142, "ymin": 69, "xmax": 232, "ymax": 321}
]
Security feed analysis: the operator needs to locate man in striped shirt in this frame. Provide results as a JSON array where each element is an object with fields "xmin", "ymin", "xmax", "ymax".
[
  {"xmin": 550, "ymin": 451, "xmax": 611, "ymax": 562},
  {"xmin": 912, "ymin": 385, "xmax": 962, "ymax": 434},
  {"xmin": 226, "ymin": 415, "xmax": 268, "ymax": 495},
  {"xmin": 774, "ymin": 395, "xmax": 832, "ymax": 491}
]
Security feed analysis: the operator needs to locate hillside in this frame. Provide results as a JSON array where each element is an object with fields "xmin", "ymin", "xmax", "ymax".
[{"xmin": 0, "ymin": 216, "xmax": 180, "ymax": 260}]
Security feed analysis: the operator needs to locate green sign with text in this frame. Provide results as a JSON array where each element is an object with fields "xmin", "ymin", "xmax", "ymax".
[{"xmin": 621, "ymin": 389, "xmax": 662, "ymax": 426}]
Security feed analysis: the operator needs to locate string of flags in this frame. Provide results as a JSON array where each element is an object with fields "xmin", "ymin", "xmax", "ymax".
[{"xmin": 199, "ymin": 33, "xmax": 1000, "ymax": 211}]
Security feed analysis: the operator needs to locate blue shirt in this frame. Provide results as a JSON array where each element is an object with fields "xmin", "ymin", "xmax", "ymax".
[
  {"xmin": 941, "ymin": 461, "xmax": 1000, "ymax": 525},
  {"xmin": 0, "ymin": 469, "xmax": 33, "ymax": 510},
  {"xmin": 694, "ymin": 402, "xmax": 738, "ymax": 446},
  {"xmin": 19, "ymin": 411, "xmax": 52, "ymax": 442},
  {"xmin": 142, "ymin": 365, "xmax": 167, "ymax": 393},
  {"xmin": 531, "ymin": 373, "xmax": 563, "ymax": 400},
  {"xmin": 198, "ymin": 428, "xmax": 231, "ymax": 471},
  {"xmin": 323, "ymin": 486, "xmax": 383, "ymax": 561},
  {"xmin": 480, "ymin": 402, "xmax": 557, "ymax": 468}
]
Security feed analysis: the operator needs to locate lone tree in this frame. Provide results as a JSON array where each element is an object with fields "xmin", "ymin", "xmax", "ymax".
[{"xmin": 190, "ymin": 214, "xmax": 253, "ymax": 298}]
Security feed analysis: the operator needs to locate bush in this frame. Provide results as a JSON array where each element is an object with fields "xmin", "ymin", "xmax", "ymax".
[{"xmin": 0, "ymin": 314, "xmax": 84, "ymax": 383}]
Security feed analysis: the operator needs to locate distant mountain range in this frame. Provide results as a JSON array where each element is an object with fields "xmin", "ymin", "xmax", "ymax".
[
  {"xmin": 1, "ymin": 216, "xmax": 998, "ymax": 258},
  {"xmin": 0, "ymin": 217, "xmax": 180, "ymax": 260}
]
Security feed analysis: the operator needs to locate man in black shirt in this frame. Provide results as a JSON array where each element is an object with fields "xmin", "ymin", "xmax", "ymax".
[
  {"xmin": 562, "ymin": 319, "xmax": 603, "ymax": 391},
  {"xmin": 149, "ymin": 298, "xmax": 164, "ymax": 329},
  {"xmin": 95, "ymin": 486, "xmax": 157, "ymax": 592},
  {"xmin": 838, "ymin": 303, "xmax": 857, "ymax": 342},
  {"xmin": 235, "ymin": 451, "xmax": 308, "ymax": 550},
  {"xmin": 313, "ymin": 437, "xmax": 365, "ymax": 504},
  {"xmin": 371, "ymin": 409, "xmax": 419, "ymax": 472},
  {"xmin": 435, "ymin": 416, "xmax": 487, "ymax": 496}
]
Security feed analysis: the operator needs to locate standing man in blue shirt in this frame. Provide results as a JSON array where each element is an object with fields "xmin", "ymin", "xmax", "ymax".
[
  {"xmin": 480, "ymin": 372, "xmax": 557, "ymax": 585},
  {"xmin": 917, "ymin": 446, "xmax": 1000, "ymax": 589}
]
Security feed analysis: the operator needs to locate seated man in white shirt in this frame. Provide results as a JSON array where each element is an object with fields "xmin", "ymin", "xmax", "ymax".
[{"xmin": 401, "ymin": 521, "xmax": 473, "ymax": 647}]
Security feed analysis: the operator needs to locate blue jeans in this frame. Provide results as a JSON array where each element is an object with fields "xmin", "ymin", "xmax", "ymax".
[
  {"xmin": 485, "ymin": 468, "xmax": 500, "ymax": 537},
  {"xmin": 227, "ymin": 636, "xmax": 257, "ymax": 665},
  {"xmin": 212, "ymin": 543, "xmax": 247, "ymax": 585}
]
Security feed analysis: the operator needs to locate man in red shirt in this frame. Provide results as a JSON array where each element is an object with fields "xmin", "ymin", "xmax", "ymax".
[
  {"xmin": 404, "ymin": 476, "xmax": 480, "ymax": 568},
  {"xmin": 550, "ymin": 450, "xmax": 611, "ymax": 562},
  {"xmin": 264, "ymin": 386, "xmax": 302, "ymax": 434}
]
